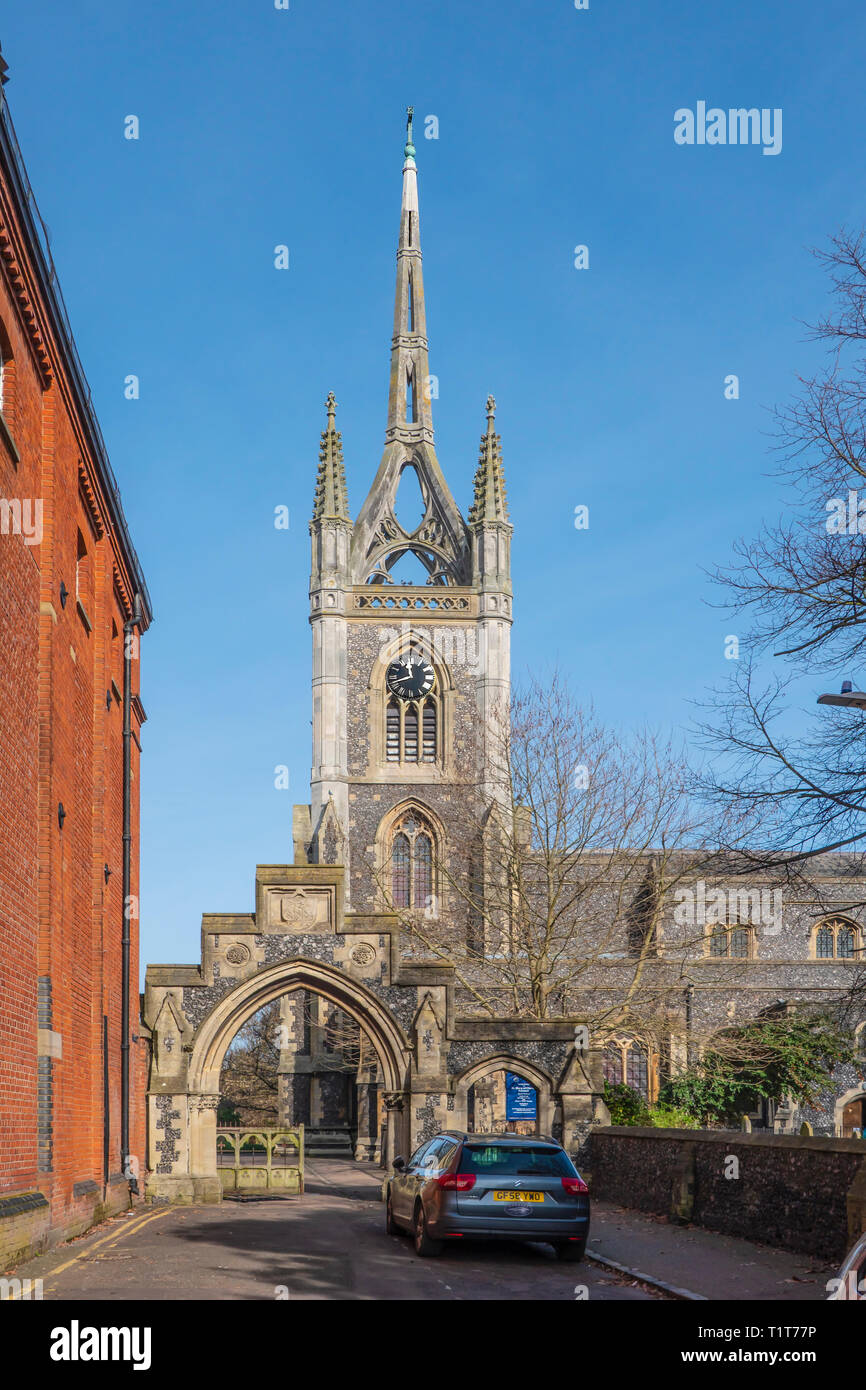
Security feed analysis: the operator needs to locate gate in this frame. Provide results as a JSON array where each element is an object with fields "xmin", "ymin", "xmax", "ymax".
[{"xmin": 216, "ymin": 1126, "xmax": 305, "ymax": 1195}]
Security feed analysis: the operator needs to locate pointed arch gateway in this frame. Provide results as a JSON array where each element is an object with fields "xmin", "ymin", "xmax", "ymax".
[
  {"xmin": 170, "ymin": 960, "xmax": 412, "ymax": 1201},
  {"xmin": 189, "ymin": 959, "xmax": 409, "ymax": 1097}
]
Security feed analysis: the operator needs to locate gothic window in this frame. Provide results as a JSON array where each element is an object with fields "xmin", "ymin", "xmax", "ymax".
[
  {"xmin": 406, "ymin": 368, "xmax": 416, "ymax": 422},
  {"xmin": 407, "ymin": 273, "xmax": 414, "ymax": 332},
  {"xmin": 389, "ymin": 812, "xmax": 437, "ymax": 915},
  {"xmin": 603, "ymin": 1038, "xmax": 656, "ymax": 1102},
  {"xmin": 706, "ymin": 925, "xmax": 754, "ymax": 959},
  {"xmin": 813, "ymin": 919, "xmax": 860, "ymax": 960}
]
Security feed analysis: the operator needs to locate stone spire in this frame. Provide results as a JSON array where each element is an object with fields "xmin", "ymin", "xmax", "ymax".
[
  {"xmin": 350, "ymin": 108, "xmax": 470, "ymax": 585},
  {"xmin": 469, "ymin": 396, "xmax": 509, "ymax": 525},
  {"xmin": 312, "ymin": 392, "xmax": 350, "ymax": 522},
  {"xmin": 383, "ymin": 104, "xmax": 434, "ymax": 445}
]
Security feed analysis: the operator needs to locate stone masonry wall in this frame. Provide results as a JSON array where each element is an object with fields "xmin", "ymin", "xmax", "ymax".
[{"xmin": 589, "ymin": 1126, "xmax": 866, "ymax": 1261}]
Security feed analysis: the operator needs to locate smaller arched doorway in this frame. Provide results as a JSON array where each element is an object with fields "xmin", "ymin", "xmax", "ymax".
[
  {"xmin": 453, "ymin": 1056, "xmax": 557, "ymax": 1138},
  {"xmin": 838, "ymin": 1089, "xmax": 866, "ymax": 1137}
]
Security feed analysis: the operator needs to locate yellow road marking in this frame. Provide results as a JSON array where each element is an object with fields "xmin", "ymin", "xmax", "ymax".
[{"xmin": 39, "ymin": 1206, "xmax": 173, "ymax": 1286}]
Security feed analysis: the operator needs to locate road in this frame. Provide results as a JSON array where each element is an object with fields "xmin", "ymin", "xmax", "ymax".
[{"xmin": 19, "ymin": 1158, "xmax": 662, "ymax": 1302}]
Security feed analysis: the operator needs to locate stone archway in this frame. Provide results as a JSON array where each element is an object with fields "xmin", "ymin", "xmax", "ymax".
[
  {"xmin": 452, "ymin": 1054, "xmax": 556, "ymax": 1136},
  {"xmin": 147, "ymin": 953, "xmax": 412, "ymax": 1203},
  {"xmin": 143, "ymin": 863, "xmax": 609, "ymax": 1203}
]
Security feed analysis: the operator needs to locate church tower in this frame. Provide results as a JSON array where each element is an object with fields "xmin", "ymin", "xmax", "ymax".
[{"xmin": 303, "ymin": 109, "xmax": 513, "ymax": 928}]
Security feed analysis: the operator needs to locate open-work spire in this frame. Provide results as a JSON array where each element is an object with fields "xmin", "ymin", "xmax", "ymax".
[
  {"xmin": 384, "ymin": 103, "xmax": 433, "ymax": 444},
  {"xmin": 350, "ymin": 108, "xmax": 470, "ymax": 585}
]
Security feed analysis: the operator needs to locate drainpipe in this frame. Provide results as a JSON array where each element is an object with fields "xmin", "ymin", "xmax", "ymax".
[
  {"xmin": 685, "ymin": 984, "xmax": 694, "ymax": 1070},
  {"xmin": 122, "ymin": 593, "xmax": 142, "ymax": 1196}
]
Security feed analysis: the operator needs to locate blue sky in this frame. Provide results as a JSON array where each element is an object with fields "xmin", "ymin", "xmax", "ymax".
[{"xmin": 4, "ymin": 0, "xmax": 864, "ymax": 975}]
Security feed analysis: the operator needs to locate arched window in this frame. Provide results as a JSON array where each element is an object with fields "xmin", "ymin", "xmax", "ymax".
[
  {"xmin": 389, "ymin": 811, "xmax": 437, "ymax": 916},
  {"xmin": 382, "ymin": 653, "xmax": 441, "ymax": 767},
  {"xmin": 602, "ymin": 1037, "xmax": 657, "ymax": 1101},
  {"xmin": 707, "ymin": 924, "xmax": 754, "ymax": 959},
  {"xmin": 813, "ymin": 919, "xmax": 860, "ymax": 960}
]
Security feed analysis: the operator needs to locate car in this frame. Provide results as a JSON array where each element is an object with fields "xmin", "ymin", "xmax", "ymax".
[
  {"xmin": 828, "ymin": 1230, "xmax": 866, "ymax": 1299},
  {"xmin": 385, "ymin": 1130, "xmax": 590, "ymax": 1260}
]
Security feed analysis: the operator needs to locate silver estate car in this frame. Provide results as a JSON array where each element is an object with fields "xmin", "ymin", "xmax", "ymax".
[{"xmin": 385, "ymin": 1131, "xmax": 590, "ymax": 1260}]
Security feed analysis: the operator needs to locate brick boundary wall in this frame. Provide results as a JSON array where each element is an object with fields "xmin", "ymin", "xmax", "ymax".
[{"xmin": 589, "ymin": 1126, "xmax": 866, "ymax": 1263}]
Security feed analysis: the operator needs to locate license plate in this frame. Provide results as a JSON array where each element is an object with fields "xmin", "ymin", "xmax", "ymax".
[{"xmin": 493, "ymin": 1190, "xmax": 544, "ymax": 1202}]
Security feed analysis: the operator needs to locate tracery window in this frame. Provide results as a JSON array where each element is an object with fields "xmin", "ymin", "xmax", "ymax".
[
  {"xmin": 707, "ymin": 925, "xmax": 754, "ymax": 959},
  {"xmin": 390, "ymin": 812, "xmax": 436, "ymax": 913},
  {"xmin": 813, "ymin": 919, "xmax": 860, "ymax": 960},
  {"xmin": 602, "ymin": 1038, "xmax": 654, "ymax": 1102}
]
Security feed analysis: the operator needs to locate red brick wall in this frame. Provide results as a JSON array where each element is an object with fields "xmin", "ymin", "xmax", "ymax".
[{"xmin": 0, "ymin": 110, "xmax": 148, "ymax": 1254}]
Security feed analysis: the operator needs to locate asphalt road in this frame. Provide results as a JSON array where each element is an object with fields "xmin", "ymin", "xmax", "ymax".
[{"xmin": 18, "ymin": 1159, "xmax": 662, "ymax": 1302}]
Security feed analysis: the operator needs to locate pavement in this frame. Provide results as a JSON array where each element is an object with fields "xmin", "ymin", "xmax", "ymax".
[
  {"xmin": 3, "ymin": 1158, "xmax": 838, "ymax": 1302},
  {"xmin": 588, "ymin": 1200, "xmax": 838, "ymax": 1301}
]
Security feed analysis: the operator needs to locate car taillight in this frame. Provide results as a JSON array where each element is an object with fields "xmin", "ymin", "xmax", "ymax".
[
  {"xmin": 561, "ymin": 1177, "xmax": 588, "ymax": 1194},
  {"xmin": 436, "ymin": 1173, "xmax": 476, "ymax": 1191}
]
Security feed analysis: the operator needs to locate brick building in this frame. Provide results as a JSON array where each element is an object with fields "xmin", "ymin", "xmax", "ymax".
[{"xmin": 0, "ymin": 49, "xmax": 151, "ymax": 1267}]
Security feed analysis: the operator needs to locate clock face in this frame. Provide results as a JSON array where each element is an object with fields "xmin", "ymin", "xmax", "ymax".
[{"xmin": 386, "ymin": 655, "xmax": 435, "ymax": 701}]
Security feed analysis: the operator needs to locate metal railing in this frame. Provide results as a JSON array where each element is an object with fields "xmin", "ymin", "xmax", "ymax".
[{"xmin": 216, "ymin": 1127, "xmax": 304, "ymax": 1195}]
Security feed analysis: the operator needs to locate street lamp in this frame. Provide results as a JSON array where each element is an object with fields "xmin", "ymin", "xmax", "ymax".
[{"xmin": 817, "ymin": 681, "xmax": 866, "ymax": 710}]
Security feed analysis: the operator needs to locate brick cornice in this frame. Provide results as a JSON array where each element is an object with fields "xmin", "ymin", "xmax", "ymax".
[{"xmin": 0, "ymin": 185, "xmax": 52, "ymax": 385}]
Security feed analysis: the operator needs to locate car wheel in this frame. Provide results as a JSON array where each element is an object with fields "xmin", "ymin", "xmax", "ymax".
[
  {"xmin": 413, "ymin": 1203, "xmax": 443, "ymax": 1257},
  {"xmin": 555, "ymin": 1241, "xmax": 586, "ymax": 1263},
  {"xmin": 386, "ymin": 1191, "xmax": 400, "ymax": 1236}
]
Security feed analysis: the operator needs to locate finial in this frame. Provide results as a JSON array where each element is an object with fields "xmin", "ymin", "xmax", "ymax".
[
  {"xmin": 486, "ymin": 394, "xmax": 496, "ymax": 424},
  {"xmin": 404, "ymin": 105, "xmax": 415, "ymax": 159},
  {"xmin": 326, "ymin": 390, "xmax": 337, "ymax": 422}
]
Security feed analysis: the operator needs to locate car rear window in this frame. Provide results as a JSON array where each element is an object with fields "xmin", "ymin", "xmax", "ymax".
[{"xmin": 460, "ymin": 1145, "xmax": 575, "ymax": 1177}]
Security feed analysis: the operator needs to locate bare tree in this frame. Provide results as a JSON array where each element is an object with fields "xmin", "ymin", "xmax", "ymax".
[
  {"xmin": 702, "ymin": 231, "xmax": 866, "ymax": 876},
  {"xmin": 219, "ymin": 1000, "xmax": 282, "ymax": 1124},
  {"xmin": 376, "ymin": 673, "xmax": 744, "ymax": 1040}
]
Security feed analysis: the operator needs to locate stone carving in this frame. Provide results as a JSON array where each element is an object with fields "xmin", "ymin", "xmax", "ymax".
[
  {"xmin": 279, "ymin": 890, "xmax": 324, "ymax": 930},
  {"xmin": 351, "ymin": 943, "xmax": 376, "ymax": 966},
  {"xmin": 225, "ymin": 944, "xmax": 251, "ymax": 965}
]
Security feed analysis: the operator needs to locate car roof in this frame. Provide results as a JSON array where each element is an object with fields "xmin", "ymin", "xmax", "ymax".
[{"xmin": 439, "ymin": 1131, "xmax": 562, "ymax": 1147}]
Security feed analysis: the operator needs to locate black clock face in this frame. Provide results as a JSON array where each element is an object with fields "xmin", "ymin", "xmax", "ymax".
[{"xmin": 386, "ymin": 656, "xmax": 434, "ymax": 701}]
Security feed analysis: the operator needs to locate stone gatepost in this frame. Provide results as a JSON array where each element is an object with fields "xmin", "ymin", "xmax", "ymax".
[
  {"xmin": 188, "ymin": 1095, "xmax": 222, "ymax": 1203},
  {"xmin": 558, "ymin": 1044, "xmax": 610, "ymax": 1166}
]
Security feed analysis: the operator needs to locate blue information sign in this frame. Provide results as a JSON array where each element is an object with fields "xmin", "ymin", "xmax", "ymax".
[{"xmin": 505, "ymin": 1071, "xmax": 537, "ymax": 1121}]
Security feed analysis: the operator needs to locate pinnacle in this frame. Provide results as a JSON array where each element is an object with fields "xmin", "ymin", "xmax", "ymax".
[
  {"xmin": 469, "ymin": 395, "xmax": 509, "ymax": 525},
  {"xmin": 312, "ymin": 392, "xmax": 350, "ymax": 522}
]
